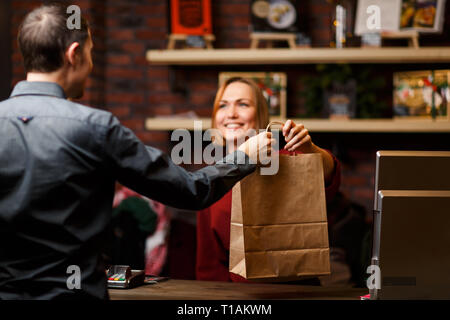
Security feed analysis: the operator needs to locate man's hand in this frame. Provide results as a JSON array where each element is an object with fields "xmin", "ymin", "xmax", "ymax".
[{"xmin": 238, "ymin": 132, "xmax": 275, "ymax": 164}]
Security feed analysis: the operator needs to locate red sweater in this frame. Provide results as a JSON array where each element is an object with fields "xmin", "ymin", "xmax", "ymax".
[{"xmin": 195, "ymin": 150, "xmax": 341, "ymax": 282}]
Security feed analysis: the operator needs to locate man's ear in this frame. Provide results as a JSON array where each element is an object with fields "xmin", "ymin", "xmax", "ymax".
[{"xmin": 65, "ymin": 42, "xmax": 81, "ymax": 67}]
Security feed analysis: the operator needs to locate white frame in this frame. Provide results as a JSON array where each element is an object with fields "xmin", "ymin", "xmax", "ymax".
[{"xmin": 355, "ymin": 0, "xmax": 446, "ymax": 35}]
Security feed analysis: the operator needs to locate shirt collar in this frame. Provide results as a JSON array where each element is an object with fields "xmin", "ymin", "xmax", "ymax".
[{"xmin": 10, "ymin": 81, "xmax": 67, "ymax": 99}]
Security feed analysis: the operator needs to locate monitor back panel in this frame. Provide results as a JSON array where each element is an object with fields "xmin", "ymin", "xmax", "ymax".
[
  {"xmin": 377, "ymin": 190, "xmax": 450, "ymax": 300},
  {"xmin": 374, "ymin": 151, "xmax": 450, "ymax": 210}
]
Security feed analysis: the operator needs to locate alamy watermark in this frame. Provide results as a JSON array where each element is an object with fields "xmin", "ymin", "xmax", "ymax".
[
  {"xmin": 66, "ymin": 265, "xmax": 81, "ymax": 290},
  {"xmin": 66, "ymin": 5, "xmax": 81, "ymax": 30},
  {"xmin": 366, "ymin": 264, "xmax": 381, "ymax": 290},
  {"xmin": 170, "ymin": 121, "xmax": 280, "ymax": 175},
  {"xmin": 366, "ymin": 5, "xmax": 381, "ymax": 31}
]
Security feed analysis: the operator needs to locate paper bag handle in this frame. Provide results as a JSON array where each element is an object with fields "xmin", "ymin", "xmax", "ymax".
[
  {"xmin": 265, "ymin": 121, "xmax": 285, "ymax": 133},
  {"xmin": 266, "ymin": 121, "xmax": 300, "ymax": 156}
]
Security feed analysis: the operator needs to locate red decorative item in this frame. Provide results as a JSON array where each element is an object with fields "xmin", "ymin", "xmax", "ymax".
[
  {"xmin": 170, "ymin": 0, "xmax": 212, "ymax": 35},
  {"xmin": 423, "ymin": 77, "xmax": 438, "ymax": 92},
  {"xmin": 423, "ymin": 77, "xmax": 431, "ymax": 86}
]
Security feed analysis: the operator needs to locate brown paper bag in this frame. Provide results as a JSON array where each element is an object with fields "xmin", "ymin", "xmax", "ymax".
[{"xmin": 229, "ymin": 152, "xmax": 331, "ymax": 281}]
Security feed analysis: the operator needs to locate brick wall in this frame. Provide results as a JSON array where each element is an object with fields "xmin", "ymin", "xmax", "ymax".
[{"xmin": 9, "ymin": 0, "xmax": 450, "ymax": 218}]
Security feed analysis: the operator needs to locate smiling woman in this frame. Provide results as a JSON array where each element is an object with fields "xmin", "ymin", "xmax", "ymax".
[
  {"xmin": 215, "ymin": 82, "xmax": 258, "ymax": 148},
  {"xmin": 196, "ymin": 77, "xmax": 342, "ymax": 283},
  {"xmin": 211, "ymin": 77, "xmax": 269, "ymax": 151}
]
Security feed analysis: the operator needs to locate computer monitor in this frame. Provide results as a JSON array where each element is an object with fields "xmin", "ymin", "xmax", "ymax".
[
  {"xmin": 371, "ymin": 151, "xmax": 450, "ymax": 300},
  {"xmin": 374, "ymin": 190, "xmax": 450, "ymax": 299},
  {"xmin": 374, "ymin": 151, "xmax": 450, "ymax": 210}
]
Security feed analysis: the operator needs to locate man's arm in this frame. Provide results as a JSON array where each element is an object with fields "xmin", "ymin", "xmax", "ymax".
[{"xmin": 101, "ymin": 116, "xmax": 259, "ymax": 210}]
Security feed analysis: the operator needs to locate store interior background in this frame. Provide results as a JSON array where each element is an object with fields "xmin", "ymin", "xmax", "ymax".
[{"xmin": 1, "ymin": 0, "xmax": 450, "ymax": 280}]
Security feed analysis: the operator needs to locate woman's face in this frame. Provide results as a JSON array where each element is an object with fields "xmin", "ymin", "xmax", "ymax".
[{"xmin": 215, "ymin": 82, "xmax": 257, "ymax": 144}]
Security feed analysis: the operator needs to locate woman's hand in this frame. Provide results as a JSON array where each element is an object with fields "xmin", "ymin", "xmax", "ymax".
[
  {"xmin": 282, "ymin": 119, "xmax": 313, "ymax": 153},
  {"xmin": 282, "ymin": 119, "xmax": 335, "ymax": 181}
]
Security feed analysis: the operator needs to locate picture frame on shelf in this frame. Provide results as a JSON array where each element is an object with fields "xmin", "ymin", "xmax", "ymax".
[
  {"xmin": 249, "ymin": 0, "xmax": 308, "ymax": 49},
  {"xmin": 355, "ymin": 0, "xmax": 446, "ymax": 35},
  {"xmin": 393, "ymin": 69, "xmax": 450, "ymax": 120},
  {"xmin": 323, "ymin": 80, "xmax": 357, "ymax": 120},
  {"xmin": 169, "ymin": 0, "xmax": 212, "ymax": 35},
  {"xmin": 250, "ymin": 0, "xmax": 299, "ymax": 33},
  {"xmin": 218, "ymin": 72, "xmax": 287, "ymax": 119},
  {"xmin": 399, "ymin": 0, "xmax": 446, "ymax": 33},
  {"xmin": 355, "ymin": 0, "xmax": 402, "ymax": 36},
  {"xmin": 168, "ymin": 0, "xmax": 214, "ymax": 49}
]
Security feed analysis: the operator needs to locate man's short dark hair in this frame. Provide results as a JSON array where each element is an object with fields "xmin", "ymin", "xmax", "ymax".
[{"xmin": 18, "ymin": 3, "xmax": 89, "ymax": 73}]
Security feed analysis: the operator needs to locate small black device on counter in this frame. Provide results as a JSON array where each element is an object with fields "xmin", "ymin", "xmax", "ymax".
[{"xmin": 107, "ymin": 265, "xmax": 145, "ymax": 289}]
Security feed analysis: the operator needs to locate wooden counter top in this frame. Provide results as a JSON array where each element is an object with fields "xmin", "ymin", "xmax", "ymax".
[{"xmin": 109, "ymin": 279, "xmax": 367, "ymax": 300}]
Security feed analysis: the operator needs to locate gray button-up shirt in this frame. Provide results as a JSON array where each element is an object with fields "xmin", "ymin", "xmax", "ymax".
[{"xmin": 0, "ymin": 81, "xmax": 255, "ymax": 300}]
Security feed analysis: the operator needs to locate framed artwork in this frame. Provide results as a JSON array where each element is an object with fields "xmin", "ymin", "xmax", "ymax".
[
  {"xmin": 250, "ymin": 0, "xmax": 299, "ymax": 33},
  {"xmin": 399, "ymin": 0, "xmax": 446, "ymax": 33},
  {"xmin": 323, "ymin": 80, "xmax": 357, "ymax": 119},
  {"xmin": 170, "ymin": 0, "xmax": 212, "ymax": 35},
  {"xmin": 393, "ymin": 69, "xmax": 449, "ymax": 119},
  {"xmin": 355, "ymin": 0, "xmax": 402, "ymax": 35},
  {"xmin": 354, "ymin": 0, "xmax": 446, "ymax": 35},
  {"xmin": 218, "ymin": 72, "xmax": 287, "ymax": 119}
]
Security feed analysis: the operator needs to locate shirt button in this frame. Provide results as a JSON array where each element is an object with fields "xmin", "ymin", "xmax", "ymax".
[{"xmin": 17, "ymin": 116, "xmax": 34, "ymax": 123}]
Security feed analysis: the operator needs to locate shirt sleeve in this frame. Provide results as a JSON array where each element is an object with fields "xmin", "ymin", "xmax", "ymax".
[
  {"xmin": 101, "ymin": 116, "xmax": 256, "ymax": 210},
  {"xmin": 323, "ymin": 150, "xmax": 341, "ymax": 203}
]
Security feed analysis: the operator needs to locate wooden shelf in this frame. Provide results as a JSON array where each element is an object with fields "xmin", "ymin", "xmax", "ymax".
[
  {"xmin": 145, "ymin": 117, "xmax": 450, "ymax": 133},
  {"xmin": 146, "ymin": 47, "xmax": 450, "ymax": 65},
  {"xmin": 145, "ymin": 47, "xmax": 450, "ymax": 133}
]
